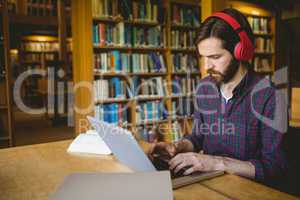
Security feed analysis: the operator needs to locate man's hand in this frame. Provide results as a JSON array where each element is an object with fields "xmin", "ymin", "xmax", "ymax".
[
  {"xmin": 147, "ymin": 139, "xmax": 195, "ymax": 160},
  {"xmin": 147, "ymin": 142, "xmax": 177, "ymax": 160},
  {"xmin": 169, "ymin": 152, "xmax": 225, "ymax": 175}
]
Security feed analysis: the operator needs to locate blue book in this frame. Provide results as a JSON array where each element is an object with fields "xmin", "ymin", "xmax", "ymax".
[
  {"xmin": 93, "ymin": 25, "xmax": 99, "ymax": 45},
  {"xmin": 150, "ymin": 53, "xmax": 161, "ymax": 72},
  {"xmin": 103, "ymin": 105, "xmax": 110, "ymax": 123},
  {"xmin": 112, "ymin": 103, "xmax": 118, "ymax": 124},
  {"xmin": 112, "ymin": 51, "xmax": 122, "ymax": 71},
  {"xmin": 111, "ymin": 77, "xmax": 120, "ymax": 98},
  {"xmin": 147, "ymin": 102, "xmax": 153, "ymax": 121}
]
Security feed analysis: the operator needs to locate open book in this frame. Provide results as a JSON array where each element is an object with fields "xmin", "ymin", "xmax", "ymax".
[{"xmin": 67, "ymin": 130, "xmax": 111, "ymax": 155}]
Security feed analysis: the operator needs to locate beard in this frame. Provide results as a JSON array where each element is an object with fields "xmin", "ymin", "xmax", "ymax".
[{"xmin": 207, "ymin": 58, "xmax": 240, "ymax": 85}]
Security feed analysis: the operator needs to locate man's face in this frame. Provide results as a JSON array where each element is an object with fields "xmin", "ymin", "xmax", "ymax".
[{"xmin": 197, "ymin": 37, "xmax": 239, "ymax": 84}]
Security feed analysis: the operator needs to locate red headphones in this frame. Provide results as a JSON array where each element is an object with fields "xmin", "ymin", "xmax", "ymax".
[{"xmin": 208, "ymin": 12, "xmax": 254, "ymax": 61}]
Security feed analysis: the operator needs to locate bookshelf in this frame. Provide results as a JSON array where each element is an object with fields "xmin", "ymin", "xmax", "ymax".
[
  {"xmin": 227, "ymin": 1, "xmax": 276, "ymax": 74},
  {"xmin": 71, "ymin": 0, "xmax": 206, "ymax": 143},
  {"xmin": 0, "ymin": 0, "xmax": 73, "ymax": 147},
  {"xmin": 0, "ymin": 0, "xmax": 14, "ymax": 147}
]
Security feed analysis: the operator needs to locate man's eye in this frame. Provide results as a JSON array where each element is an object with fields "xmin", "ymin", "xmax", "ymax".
[{"xmin": 212, "ymin": 56, "xmax": 220, "ymax": 59}]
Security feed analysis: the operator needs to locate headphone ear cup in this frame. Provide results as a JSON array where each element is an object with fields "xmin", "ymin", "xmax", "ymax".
[{"xmin": 234, "ymin": 42, "xmax": 243, "ymax": 61}]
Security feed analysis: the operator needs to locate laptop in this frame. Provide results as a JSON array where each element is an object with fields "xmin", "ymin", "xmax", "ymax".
[
  {"xmin": 87, "ymin": 116, "xmax": 224, "ymax": 189},
  {"xmin": 50, "ymin": 171, "xmax": 173, "ymax": 200}
]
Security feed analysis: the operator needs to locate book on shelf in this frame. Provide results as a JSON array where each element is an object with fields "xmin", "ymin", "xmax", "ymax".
[
  {"xmin": 95, "ymin": 103, "xmax": 129, "ymax": 126},
  {"xmin": 169, "ymin": 121, "xmax": 183, "ymax": 142},
  {"xmin": 93, "ymin": 0, "xmax": 165, "ymax": 23},
  {"xmin": 254, "ymin": 37, "xmax": 274, "ymax": 53},
  {"xmin": 172, "ymin": 53, "xmax": 199, "ymax": 73},
  {"xmin": 92, "ymin": 0, "xmax": 119, "ymax": 18},
  {"xmin": 131, "ymin": 76, "xmax": 168, "ymax": 97},
  {"xmin": 171, "ymin": 30, "xmax": 196, "ymax": 49},
  {"xmin": 172, "ymin": 76, "xmax": 200, "ymax": 95},
  {"xmin": 247, "ymin": 16, "xmax": 270, "ymax": 35},
  {"xmin": 171, "ymin": 97, "xmax": 194, "ymax": 118},
  {"xmin": 11, "ymin": 0, "xmax": 58, "ymax": 16},
  {"xmin": 94, "ymin": 51, "xmax": 166, "ymax": 73},
  {"xmin": 93, "ymin": 22, "xmax": 165, "ymax": 48},
  {"xmin": 136, "ymin": 100, "xmax": 167, "ymax": 124},
  {"xmin": 94, "ymin": 77, "xmax": 126, "ymax": 102},
  {"xmin": 21, "ymin": 41, "xmax": 59, "ymax": 52},
  {"xmin": 171, "ymin": 3, "xmax": 200, "ymax": 27}
]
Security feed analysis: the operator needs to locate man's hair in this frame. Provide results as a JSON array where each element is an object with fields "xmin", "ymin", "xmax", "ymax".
[{"xmin": 196, "ymin": 8, "xmax": 254, "ymax": 60}]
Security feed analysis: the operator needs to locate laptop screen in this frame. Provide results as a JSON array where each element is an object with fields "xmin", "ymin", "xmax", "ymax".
[{"xmin": 87, "ymin": 116, "xmax": 156, "ymax": 172}]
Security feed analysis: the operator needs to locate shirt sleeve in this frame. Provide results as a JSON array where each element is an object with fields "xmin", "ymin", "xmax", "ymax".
[
  {"xmin": 249, "ymin": 89, "xmax": 288, "ymax": 182},
  {"xmin": 184, "ymin": 114, "xmax": 204, "ymax": 153}
]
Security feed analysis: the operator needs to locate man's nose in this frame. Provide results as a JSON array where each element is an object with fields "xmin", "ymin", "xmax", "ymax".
[{"xmin": 204, "ymin": 57, "xmax": 213, "ymax": 70}]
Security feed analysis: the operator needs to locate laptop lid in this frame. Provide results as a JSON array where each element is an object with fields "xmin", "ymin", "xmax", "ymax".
[
  {"xmin": 87, "ymin": 116, "xmax": 156, "ymax": 172},
  {"xmin": 50, "ymin": 172, "xmax": 173, "ymax": 200}
]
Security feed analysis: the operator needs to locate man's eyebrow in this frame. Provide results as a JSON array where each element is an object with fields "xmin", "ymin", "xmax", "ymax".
[{"xmin": 200, "ymin": 54, "xmax": 221, "ymax": 58}]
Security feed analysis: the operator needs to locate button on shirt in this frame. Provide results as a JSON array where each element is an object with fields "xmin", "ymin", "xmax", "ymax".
[{"xmin": 186, "ymin": 70, "xmax": 287, "ymax": 182}]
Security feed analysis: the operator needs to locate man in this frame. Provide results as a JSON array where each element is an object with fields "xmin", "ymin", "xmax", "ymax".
[{"xmin": 149, "ymin": 8, "xmax": 287, "ymax": 182}]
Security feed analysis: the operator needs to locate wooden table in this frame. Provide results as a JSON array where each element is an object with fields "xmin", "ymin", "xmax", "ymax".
[{"xmin": 0, "ymin": 140, "xmax": 298, "ymax": 200}]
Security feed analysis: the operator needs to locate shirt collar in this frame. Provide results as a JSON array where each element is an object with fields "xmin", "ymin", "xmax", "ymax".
[{"xmin": 232, "ymin": 69, "xmax": 254, "ymax": 98}]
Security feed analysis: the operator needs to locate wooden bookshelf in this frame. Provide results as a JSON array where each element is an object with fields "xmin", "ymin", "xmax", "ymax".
[
  {"xmin": 0, "ymin": 0, "xmax": 14, "ymax": 147},
  {"xmin": 72, "ymin": 0, "xmax": 229, "ymax": 142},
  {"xmin": 0, "ymin": 0, "xmax": 73, "ymax": 147},
  {"xmin": 94, "ymin": 46, "xmax": 166, "ymax": 52},
  {"xmin": 95, "ymin": 98, "xmax": 129, "ymax": 104}
]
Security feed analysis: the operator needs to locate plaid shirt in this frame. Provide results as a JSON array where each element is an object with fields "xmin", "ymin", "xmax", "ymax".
[{"xmin": 186, "ymin": 70, "xmax": 287, "ymax": 182}]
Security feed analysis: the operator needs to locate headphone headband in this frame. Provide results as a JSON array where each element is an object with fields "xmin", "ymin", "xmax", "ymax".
[{"xmin": 207, "ymin": 12, "xmax": 254, "ymax": 61}]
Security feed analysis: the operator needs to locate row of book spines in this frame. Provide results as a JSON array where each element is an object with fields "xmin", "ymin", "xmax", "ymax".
[
  {"xmin": 8, "ymin": 0, "xmax": 57, "ymax": 16},
  {"xmin": 95, "ymin": 103, "xmax": 129, "ymax": 125},
  {"xmin": 172, "ymin": 77, "xmax": 200, "ymax": 95},
  {"xmin": 92, "ymin": 0, "xmax": 118, "ymax": 18},
  {"xmin": 252, "ymin": 57, "xmax": 272, "ymax": 72},
  {"xmin": 247, "ymin": 17, "xmax": 270, "ymax": 34},
  {"xmin": 133, "ymin": 77, "xmax": 167, "ymax": 97},
  {"xmin": 26, "ymin": 1, "xmax": 57, "ymax": 17},
  {"xmin": 94, "ymin": 78, "xmax": 126, "ymax": 101},
  {"xmin": 21, "ymin": 54, "xmax": 56, "ymax": 62},
  {"xmin": 166, "ymin": 121, "xmax": 183, "ymax": 142},
  {"xmin": 171, "ymin": 4, "xmax": 200, "ymax": 27},
  {"xmin": 92, "ymin": 0, "xmax": 161, "ymax": 22},
  {"xmin": 172, "ymin": 54, "xmax": 199, "ymax": 72},
  {"xmin": 93, "ymin": 23, "xmax": 164, "ymax": 47},
  {"xmin": 254, "ymin": 38, "xmax": 274, "ymax": 53},
  {"xmin": 171, "ymin": 30, "xmax": 197, "ymax": 48},
  {"xmin": 132, "ymin": 0, "xmax": 159, "ymax": 22},
  {"xmin": 171, "ymin": 98, "xmax": 194, "ymax": 117},
  {"xmin": 136, "ymin": 101, "xmax": 167, "ymax": 123},
  {"xmin": 21, "ymin": 42, "xmax": 59, "ymax": 52},
  {"xmin": 94, "ymin": 77, "xmax": 167, "ymax": 100},
  {"xmin": 21, "ymin": 42, "xmax": 72, "ymax": 52},
  {"xmin": 94, "ymin": 52, "xmax": 166, "ymax": 73}
]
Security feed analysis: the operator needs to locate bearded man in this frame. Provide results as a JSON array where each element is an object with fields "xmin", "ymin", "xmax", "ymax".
[{"xmin": 149, "ymin": 8, "xmax": 287, "ymax": 183}]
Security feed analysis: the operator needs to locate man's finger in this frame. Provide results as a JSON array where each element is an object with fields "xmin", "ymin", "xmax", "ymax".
[
  {"xmin": 174, "ymin": 161, "xmax": 187, "ymax": 174},
  {"xmin": 183, "ymin": 166, "xmax": 195, "ymax": 175},
  {"xmin": 169, "ymin": 154, "xmax": 183, "ymax": 170}
]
